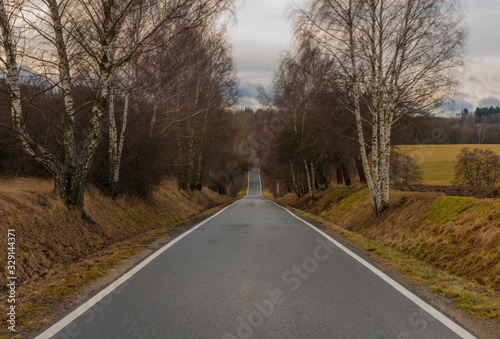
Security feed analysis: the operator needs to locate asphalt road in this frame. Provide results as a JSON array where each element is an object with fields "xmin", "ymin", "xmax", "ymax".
[{"xmin": 35, "ymin": 168, "xmax": 475, "ymax": 339}]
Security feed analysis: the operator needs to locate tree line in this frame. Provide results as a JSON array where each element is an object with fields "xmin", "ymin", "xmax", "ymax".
[
  {"xmin": 474, "ymin": 106, "xmax": 500, "ymax": 124},
  {"xmin": 0, "ymin": 0, "xmax": 251, "ymax": 215},
  {"xmin": 394, "ymin": 115, "xmax": 500, "ymax": 145},
  {"xmin": 475, "ymin": 106, "xmax": 500, "ymax": 118}
]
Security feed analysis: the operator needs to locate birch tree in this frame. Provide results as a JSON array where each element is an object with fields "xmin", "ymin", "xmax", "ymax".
[
  {"xmin": 295, "ymin": 0, "xmax": 465, "ymax": 213},
  {"xmin": 273, "ymin": 51, "xmax": 316, "ymax": 198},
  {"xmin": 108, "ymin": 83, "xmax": 129, "ymax": 198},
  {"xmin": 1, "ymin": 0, "xmax": 233, "ymax": 213},
  {"xmin": 0, "ymin": 0, "xmax": 65, "ymax": 192}
]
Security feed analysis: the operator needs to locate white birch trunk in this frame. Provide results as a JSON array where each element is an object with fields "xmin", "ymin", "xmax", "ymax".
[
  {"xmin": 118, "ymin": 94, "xmax": 129, "ymax": 166},
  {"xmin": 108, "ymin": 91, "xmax": 129, "ymax": 197},
  {"xmin": 65, "ymin": 0, "xmax": 115, "ymax": 210},
  {"xmin": 346, "ymin": 2, "xmax": 379, "ymax": 214}
]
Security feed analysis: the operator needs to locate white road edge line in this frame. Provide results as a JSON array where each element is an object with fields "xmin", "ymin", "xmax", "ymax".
[
  {"xmin": 266, "ymin": 198, "xmax": 476, "ymax": 339},
  {"xmin": 258, "ymin": 164, "xmax": 263, "ymax": 196},
  {"xmin": 246, "ymin": 168, "xmax": 250, "ymax": 197},
  {"xmin": 34, "ymin": 173, "xmax": 249, "ymax": 339}
]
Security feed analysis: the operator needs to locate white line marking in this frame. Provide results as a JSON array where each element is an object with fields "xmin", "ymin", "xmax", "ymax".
[
  {"xmin": 34, "ymin": 200, "xmax": 241, "ymax": 339},
  {"xmin": 258, "ymin": 169, "xmax": 263, "ymax": 196},
  {"xmin": 256, "ymin": 158, "xmax": 263, "ymax": 196},
  {"xmin": 245, "ymin": 170, "xmax": 250, "ymax": 198},
  {"xmin": 266, "ymin": 197, "xmax": 476, "ymax": 339}
]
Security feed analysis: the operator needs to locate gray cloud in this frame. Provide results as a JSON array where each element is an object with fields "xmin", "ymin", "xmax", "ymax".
[
  {"xmin": 441, "ymin": 97, "xmax": 473, "ymax": 113},
  {"xmin": 228, "ymin": 0, "xmax": 292, "ymax": 89},
  {"xmin": 238, "ymin": 81, "xmax": 261, "ymax": 99},
  {"xmin": 228, "ymin": 0, "xmax": 500, "ymax": 111},
  {"xmin": 465, "ymin": 1, "xmax": 500, "ymax": 59},
  {"xmin": 236, "ymin": 81, "xmax": 272, "ymax": 109},
  {"xmin": 478, "ymin": 96, "xmax": 500, "ymax": 107}
]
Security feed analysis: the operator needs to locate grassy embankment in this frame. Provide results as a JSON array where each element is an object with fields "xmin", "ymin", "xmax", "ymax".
[
  {"xmin": 398, "ymin": 144, "xmax": 500, "ymax": 185},
  {"xmin": 269, "ymin": 185, "xmax": 499, "ymax": 321},
  {"xmin": 0, "ymin": 177, "xmax": 246, "ymax": 338}
]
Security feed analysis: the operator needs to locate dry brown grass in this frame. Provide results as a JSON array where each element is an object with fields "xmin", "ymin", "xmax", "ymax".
[
  {"xmin": 277, "ymin": 186, "xmax": 500, "ymax": 320},
  {"xmin": 0, "ymin": 177, "xmax": 233, "ymax": 338}
]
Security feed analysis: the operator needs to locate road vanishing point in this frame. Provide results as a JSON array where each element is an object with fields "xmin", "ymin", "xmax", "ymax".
[{"xmin": 34, "ymin": 168, "xmax": 475, "ymax": 339}]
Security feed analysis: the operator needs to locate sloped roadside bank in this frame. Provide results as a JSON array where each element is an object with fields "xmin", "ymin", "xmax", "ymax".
[
  {"xmin": 0, "ymin": 177, "xmax": 246, "ymax": 338},
  {"xmin": 266, "ymin": 185, "xmax": 499, "ymax": 338}
]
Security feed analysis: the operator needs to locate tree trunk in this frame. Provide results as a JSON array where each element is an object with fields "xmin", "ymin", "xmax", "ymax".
[
  {"xmin": 290, "ymin": 161, "xmax": 300, "ymax": 197},
  {"xmin": 336, "ymin": 166, "xmax": 343, "ymax": 184},
  {"xmin": 150, "ymin": 56, "xmax": 161, "ymax": 137},
  {"xmin": 342, "ymin": 162, "xmax": 351, "ymax": 186},
  {"xmin": 32, "ymin": 0, "xmax": 115, "ymax": 213},
  {"xmin": 381, "ymin": 123, "xmax": 391, "ymax": 208},
  {"xmin": 355, "ymin": 157, "xmax": 367, "ymax": 183},
  {"xmin": 195, "ymin": 109, "xmax": 210, "ymax": 191},
  {"xmin": 109, "ymin": 91, "xmax": 129, "ymax": 197},
  {"xmin": 304, "ymin": 159, "xmax": 314, "ymax": 199},
  {"xmin": 311, "ymin": 162, "xmax": 316, "ymax": 199},
  {"xmin": 67, "ymin": 171, "xmax": 85, "ymax": 211},
  {"xmin": 346, "ymin": 3, "xmax": 380, "ymax": 215}
]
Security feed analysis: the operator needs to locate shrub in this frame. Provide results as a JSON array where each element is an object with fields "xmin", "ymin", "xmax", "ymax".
[
  {"xmin": 455, "ymin": 147, "xmax": 499, "ymax": 187},
  {"xmin": 390, "ymin": 148, "xmax": 423, "ymax": 185}
]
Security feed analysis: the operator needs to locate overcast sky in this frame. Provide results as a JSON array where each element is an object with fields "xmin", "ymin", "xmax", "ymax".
[
  {"xmin": 228, "ymin": 0, "xmax": 500, "ymax": 111},
  {"xmin": 227, "ymin": 0, "xmax": 293, "ymax": 108}
]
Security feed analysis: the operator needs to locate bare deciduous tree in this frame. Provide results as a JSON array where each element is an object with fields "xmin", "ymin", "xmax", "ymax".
[
  {"xmin": 390, "ymin": 147, "xmax": 422, "ymax": 185},
  {"xmin": 455, "ymin": 147, "xmax": 499, "ymax": 187},
  {"xmin": 1, "ymin": 0, "xmax": 234, "ymax": 213},
  {"xmin": 294, "ymin": 0, "xmax": 465, "ymax": 213}
]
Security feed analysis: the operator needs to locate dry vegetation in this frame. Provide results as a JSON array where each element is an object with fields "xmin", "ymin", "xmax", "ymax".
[
  {"xmin": 0, "ymin": 177, "xmax": 241, "ymax": 338},
  {"xmin": 273, "ymin": 185, "xmax": 500, "ymax": 321}
]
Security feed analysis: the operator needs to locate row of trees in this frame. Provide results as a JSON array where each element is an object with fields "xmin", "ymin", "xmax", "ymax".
[
  {"xmin": 455, "ymin": 148, "xmax": 499, "ymax": 187},
  {"xmin": 0, "ymin": 0, "xmax": 249, "ymax": 214},
  {"xmin": 474, "ymin": 106, "xmax": 500, "ymax": 120},
  {"xmin": 261, "ymin": 0, "xmax": 465, "ymax": 214},
  {"xmin": 388, "ymin": 114, "xmax": 500, "ymax": 145},
  {"xmin": 473, "ymin": 107, "xmax": 500, "ymax": 124}
]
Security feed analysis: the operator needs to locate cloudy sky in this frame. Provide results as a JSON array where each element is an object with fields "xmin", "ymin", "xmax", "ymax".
[
  {"xmin": 228, "ymin": 0, "xmax": 500, "ymax": 112},
  {"xmin": 227, "ymin": 0, "xmax": 293, "ymax": 108}
]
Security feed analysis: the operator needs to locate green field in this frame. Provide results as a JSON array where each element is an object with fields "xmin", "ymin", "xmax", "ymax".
[{"xmin": 396, "ymin": 144, "xmax": 500, "ymax": 186}]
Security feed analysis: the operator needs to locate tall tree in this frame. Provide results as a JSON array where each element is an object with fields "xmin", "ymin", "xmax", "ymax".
[
  {"xmin": 0, "ymin": 0, "xmax": 234, "ymax": 213},
  {"xmin": 294, "ymin": 0, "xmax": 465, "ymax": 213}
]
